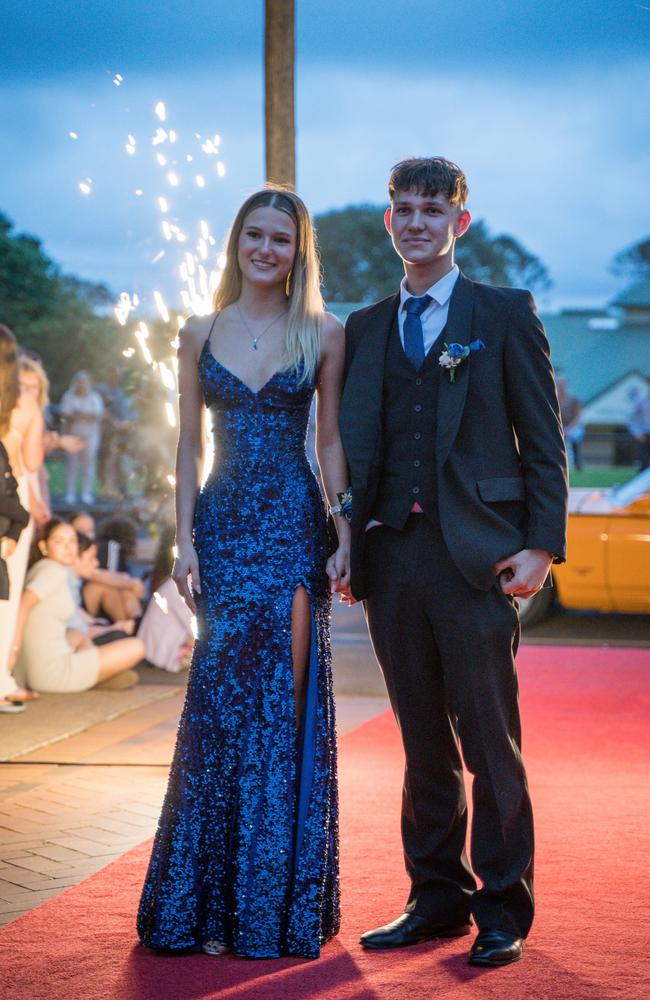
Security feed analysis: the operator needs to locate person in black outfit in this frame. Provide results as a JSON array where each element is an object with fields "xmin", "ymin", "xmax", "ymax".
[
  {"xmin": 332, "ymin": 158, "xmax": 568, "ymax": 967},
  {"xmin": 0, "ymin": 443, "xmax": 29, "ymax": 601}
]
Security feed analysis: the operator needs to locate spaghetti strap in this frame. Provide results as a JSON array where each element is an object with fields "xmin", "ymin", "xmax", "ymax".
[{"xmin": 205, "ymin": 312, "xmax": 219, "ymax": 351}]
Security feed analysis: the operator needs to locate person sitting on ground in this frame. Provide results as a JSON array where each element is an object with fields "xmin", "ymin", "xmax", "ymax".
[
  {"xmin": 11, "ymin": 518, "xmax": 145, "ymax": 693},
  {"xmin": 70, "ymin": 532, "xmax": 137, "ymax": 645},
  {"xmin": 72, "ymin": 512, "xmax": 144, "ymax": 623}
]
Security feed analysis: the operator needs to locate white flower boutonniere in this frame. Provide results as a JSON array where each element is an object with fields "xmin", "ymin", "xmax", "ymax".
[{"xmin": 438, "ymin": 339, "xmax": 486, "ymax": 383}]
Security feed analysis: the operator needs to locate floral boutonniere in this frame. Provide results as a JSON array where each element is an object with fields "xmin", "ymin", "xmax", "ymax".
[{"xmin": 438, "ymin": 339, "xmax": 486, "ymax": 383}]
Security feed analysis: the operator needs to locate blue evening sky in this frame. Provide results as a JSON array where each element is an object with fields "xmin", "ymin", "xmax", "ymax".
[{"xmin": 1, "ymin": 1, "xmax": 649, "ymax": 310}]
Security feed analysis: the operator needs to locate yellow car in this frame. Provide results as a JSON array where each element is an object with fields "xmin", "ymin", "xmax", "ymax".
[{"xmin": 519, "ymin": 469, "xmax": 650, "ymax": 626}]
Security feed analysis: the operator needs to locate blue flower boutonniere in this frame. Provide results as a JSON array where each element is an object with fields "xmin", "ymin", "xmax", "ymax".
[{"xmin": 438, "ymin": 339, "xmax": 486, "ymax": 383}]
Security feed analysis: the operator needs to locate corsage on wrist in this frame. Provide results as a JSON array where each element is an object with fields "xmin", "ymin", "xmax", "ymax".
[{"xmin": 329, "ymin": 488, "xmax": 352, "ymax": 523}]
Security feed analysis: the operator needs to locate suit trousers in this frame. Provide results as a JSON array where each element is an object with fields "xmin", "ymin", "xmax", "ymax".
[{"xmin": 363, "ymin": 514, "xmax": 534, "ymax": 938}]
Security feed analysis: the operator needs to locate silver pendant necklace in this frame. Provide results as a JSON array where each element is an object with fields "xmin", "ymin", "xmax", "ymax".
[{"xmin": 236, "ymin": 303, "xmax": 288, "ymax": 351}]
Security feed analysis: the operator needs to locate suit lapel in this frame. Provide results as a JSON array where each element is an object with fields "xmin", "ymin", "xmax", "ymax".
[
  {"xmin": 436, "ymin": 272, "xmax": 474, "ymax": 469},
  {"xmin": 340, "ymin": 294, "xmax": 399, "ymax": 484}
]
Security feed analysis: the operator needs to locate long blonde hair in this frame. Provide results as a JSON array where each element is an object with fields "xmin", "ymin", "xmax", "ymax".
[
  {"xmin": 0, "ymin": 325, "xmax": 19, "ymax": 438},
  {"xmin": 19, "ymin": 352, "xmax": 50, "ymax": 411},
  {"xmin": 213, "ymin": 186, "xmax": 324, "ymax": 383}
]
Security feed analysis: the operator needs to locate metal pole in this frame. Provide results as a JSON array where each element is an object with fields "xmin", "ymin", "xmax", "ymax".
[{"xmin": 264, "ymin": 0, "xmax": 295, "ymax": 188}]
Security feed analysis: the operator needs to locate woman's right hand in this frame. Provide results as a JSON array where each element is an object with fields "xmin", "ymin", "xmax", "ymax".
[{"xmin": 172, "ymin": 542, "xmax": 201, "ymax": 615}]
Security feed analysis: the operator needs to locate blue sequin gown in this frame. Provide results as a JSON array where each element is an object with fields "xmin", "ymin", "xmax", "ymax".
[{"xmin": 137, "ymin": 339, "xmax": 340, "ymax": 959}]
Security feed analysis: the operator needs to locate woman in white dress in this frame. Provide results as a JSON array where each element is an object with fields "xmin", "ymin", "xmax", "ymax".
[
  {"xmin": 59, "ymin": 370, "xmax": 103, "ymax": 505},
  {"xmin": 12, "ymin": 519, "xmax": 146, "ymax": 693},
  {"xmin": 0, "ymin": 325, "xmax": 44, "ymax": 711}
]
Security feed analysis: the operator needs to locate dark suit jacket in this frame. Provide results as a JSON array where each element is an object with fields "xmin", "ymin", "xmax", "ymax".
[{"xmin": 339, "ymin": 271, "xmax": 568, "ymax": 600}]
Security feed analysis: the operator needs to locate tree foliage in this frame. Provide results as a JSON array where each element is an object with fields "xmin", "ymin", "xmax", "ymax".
[
  {"xmin": 315, "ymin": 205, "xmax": 551, "ymax": 302},
  {"xmin": 0, "ymin": 212, "xmax": 117, "ymax": 398},
  {"xmin": 611, "ymin": 236, "xmax": 650, "ymax": 280}
]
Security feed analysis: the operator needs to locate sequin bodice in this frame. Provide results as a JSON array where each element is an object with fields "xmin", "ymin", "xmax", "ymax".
[{"xmin": 137, "ymin": 344, "xmax": 340, "ymax": 959}]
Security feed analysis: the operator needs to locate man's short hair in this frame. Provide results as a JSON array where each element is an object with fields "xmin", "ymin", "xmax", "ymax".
[{"xmin": 388, "ymin": 157, "xmax": 468, "ymax": 207}]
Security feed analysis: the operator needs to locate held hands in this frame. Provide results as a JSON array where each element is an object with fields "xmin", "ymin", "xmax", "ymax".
[
  {"xmin": 495, "ymin": 548, "xmax": 553, "ymax": 599},
  {"xmin": 172, "ymin": 542, "xmax": 201, "ymax": 615},
  {"xmin": 326, "ymin": 543, "xmax": 352, "ymax": 600}
]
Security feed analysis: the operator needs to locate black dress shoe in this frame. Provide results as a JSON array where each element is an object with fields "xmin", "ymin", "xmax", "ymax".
[
  {"xmin": 468, "ymin": 929, "xmax": 524, "ymax": 966},
  {"xmin": 360, "ymin": 913, "xmax": 472, "ymax": 951}
]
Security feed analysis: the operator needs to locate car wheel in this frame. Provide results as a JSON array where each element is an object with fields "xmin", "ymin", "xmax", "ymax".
[{"xmin": 517, "ymin": 585, "xmax": 555, "ymax": 627}]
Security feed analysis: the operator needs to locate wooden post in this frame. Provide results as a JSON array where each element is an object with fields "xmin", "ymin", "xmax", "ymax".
[{"xmin": 264, "ymin": 0, "xmax": 295, "ymax": 188}]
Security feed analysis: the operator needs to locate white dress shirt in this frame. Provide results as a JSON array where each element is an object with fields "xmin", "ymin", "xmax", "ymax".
[{"xmin": 398, "ymin": 265, "xmax": 460, "ymax": 356}]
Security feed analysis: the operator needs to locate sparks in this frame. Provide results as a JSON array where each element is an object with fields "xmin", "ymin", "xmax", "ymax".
[
  {"xmin": 158, "ymin": 196, "xmax": 169, "ymax": 213},
  {"xmin": 113, "ymin": 73, "xmax": 124, "ymax": 87},
  {"xmin": 122, "ymin": 347, "xmax": 136, "ymax": 358},
  {"xmin": 195, "ymin": 174, "xmax": 206, "ymax": 188},
  {"xmin": 135, "ymin": 323, "xmax": 153, "ymax": 366},
  {"xmin": 125, "ymin": 143, "xmax": 135, "ymax": 155},
  {"xmin": 167, "ymin": 171, "xmax": 179, "ymax": 187},
  {"xmin": 151, "ymin": 250, "xmax": 165, "ymax": 264},
  {"xmin": 114, "ymin": 291, "xmax": 137, "ymax": 326},
  {"xmin": 154, "ymin": 290, "xmax": 170, "ymax": 323},
  {"xmin": 152, "ymin": 128, "xmax": 167, "ymax": 146},
  {"xmin": 78, "ymin": 180, "xmax": 92, "ymax": 195},
  {"xmin": 161, "ymin": 220, "xmax": 172, "ymax": 241},
  {"xmin": 216, "ymin": 161, "xmax": 226, "ymax": 177},
  {"xmin": 135, "ymin": 188, "xmax": 144, "ymax": 196},
  {"xmin": 168, "ymin": 130, "xmax": 177, "ymax": 143},
  {"xmin": 165, "ymin": 401, "xmax": 177, "ymax": 428},
  {"xmin": 154, "ymin": 101, "xmax": 167, "ymax": 121},
  {"xmin": 156, "ymin": 153, "xmax": 167, "ymax": 166},
  {"xmin": 68, "ymin": 131, "xmax": 78, "ymax": 140},
  {"xmin": 159, "ymin": 361, "xmax": 176, "ymax": 391},
  {"xmin": 167, "ymin": 474, "xmax": 176, "ymax": 487}
]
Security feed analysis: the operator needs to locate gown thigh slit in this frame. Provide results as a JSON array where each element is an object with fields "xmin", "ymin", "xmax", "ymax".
[{"xmin": 137, "ymin": 346, "xmax": 340, "ymax": 960}]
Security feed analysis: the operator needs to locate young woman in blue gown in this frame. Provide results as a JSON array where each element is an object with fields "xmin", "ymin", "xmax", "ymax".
[{"xmin": 137, "ymin": 188, "xmax": 350, "ymax": 959}]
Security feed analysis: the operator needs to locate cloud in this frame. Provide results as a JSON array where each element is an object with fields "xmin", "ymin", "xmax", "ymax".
[
  {"xmin": 0, "ymin": 58, "xmax": 649, "ymax": 310},
  {"xmin": 297, "ymin": 60, "xmax": 650, "ymax": 306}
]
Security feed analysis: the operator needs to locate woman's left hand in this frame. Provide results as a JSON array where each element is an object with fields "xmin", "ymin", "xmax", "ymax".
[{"xmin": 326, "ymin": 543, "xmax": 351, "ymax": 596}]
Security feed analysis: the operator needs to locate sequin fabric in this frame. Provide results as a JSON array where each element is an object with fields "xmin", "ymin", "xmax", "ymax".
[{"xmin": 137, "ymin": 341, "xmax": 340, "ymax": 959}]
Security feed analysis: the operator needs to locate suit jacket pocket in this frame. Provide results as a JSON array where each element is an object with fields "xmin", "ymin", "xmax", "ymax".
[{"xmin": 477, "ymin": 476, "xmax": 526, "ymax": 502}]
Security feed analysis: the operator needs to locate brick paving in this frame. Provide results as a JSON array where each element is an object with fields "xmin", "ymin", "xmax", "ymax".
[{"xmin": 0, "ymin": 684, "xmax": 387, "ymax": 927}]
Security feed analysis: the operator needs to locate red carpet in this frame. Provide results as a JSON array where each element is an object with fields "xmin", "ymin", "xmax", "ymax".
[{"xmin": 1, "ymin": 645, "xmax": 649, "ymax": 1000}]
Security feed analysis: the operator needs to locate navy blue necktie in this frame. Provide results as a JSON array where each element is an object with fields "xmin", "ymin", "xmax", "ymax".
[{"xmin": 403, "ymin": 295, "xmax": 432, "ymax": 369}]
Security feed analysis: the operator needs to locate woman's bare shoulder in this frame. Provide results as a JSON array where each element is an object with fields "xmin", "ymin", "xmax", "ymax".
[
  {"xmin": 179, "ymin": 313, "xmax": 217, "ymax": 355},
  {"xmin": 320, "ymin": 311, "xmax": 345, "ymax": 351}
]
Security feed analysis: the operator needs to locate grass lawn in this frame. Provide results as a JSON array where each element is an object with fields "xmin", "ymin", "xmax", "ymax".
[{"xmin": 568, "ymin": 466, "xmax": 638, "ymax": 488}]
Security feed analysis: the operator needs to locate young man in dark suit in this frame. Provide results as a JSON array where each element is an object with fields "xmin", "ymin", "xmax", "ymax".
[{"xmin": 333, "ymin": 157, "xmax": 568, "ymax": 967}]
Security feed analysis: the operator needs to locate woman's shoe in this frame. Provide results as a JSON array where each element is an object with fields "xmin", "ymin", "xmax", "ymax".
[
  {"xmin": 202, "ymin": 940, "xmax": 230, "ymax": 956},
  {"xmin": 0, "ymin": 699, "xmax": 26, "ymax": 713},
  {"xmin": 6, "ymin": 687, "xmax": 40, "ymax": 702}
]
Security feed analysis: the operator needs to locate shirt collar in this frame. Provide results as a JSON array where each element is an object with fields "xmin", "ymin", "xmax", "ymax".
[{"xmin": 400, "ymin": 264, "xmax": 460, "ymax": 310}]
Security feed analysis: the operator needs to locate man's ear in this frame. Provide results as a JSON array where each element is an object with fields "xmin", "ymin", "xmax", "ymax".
[
  {"xmin": 384, "ymin": 206, "xmax": 392, "ymax": 235},
  {"xmin": 454, "ymin": 209, "xmax": 472, "ymax": 238}
]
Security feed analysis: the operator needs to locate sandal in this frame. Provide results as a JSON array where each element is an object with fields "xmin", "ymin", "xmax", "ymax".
[
  {"xmin": 0, "ymin": 698, "xmax": 26, "ymax": 714},
  {"xmin": 6, "ymin": 687, "xmax": 40, "ymax": 702}
]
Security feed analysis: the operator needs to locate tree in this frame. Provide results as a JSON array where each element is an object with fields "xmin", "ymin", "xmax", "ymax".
[
  {"xmin": 315, "ymin": 205, "xmax": 551, "ymax": 302},
  {"xmin": 0, "ymin": 212, "xmax": 117, "ymax": 397},
  {"xmin": 611, "ymin": 237, "xmax": 650, "ymax": 280}
]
